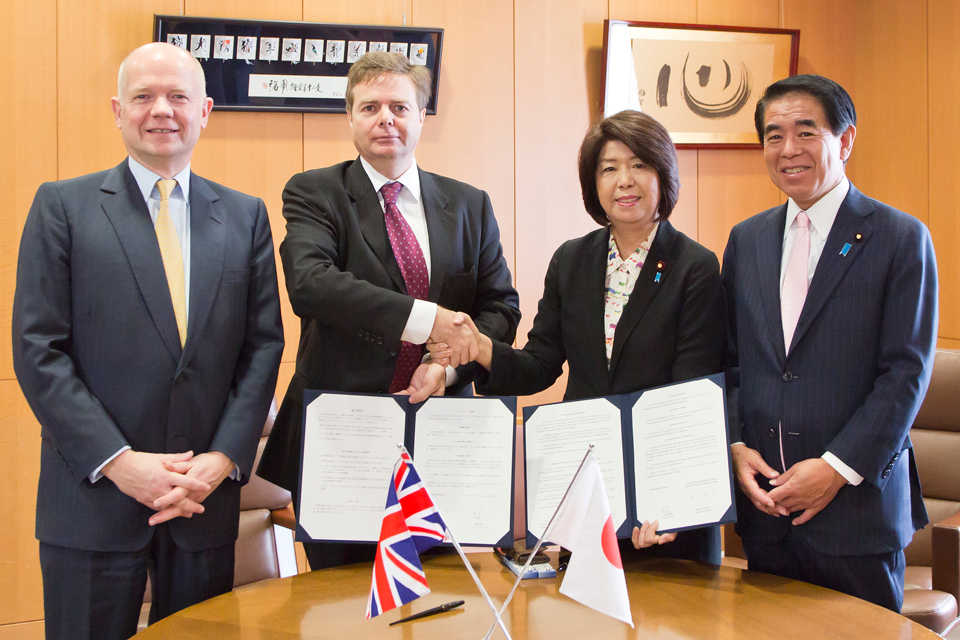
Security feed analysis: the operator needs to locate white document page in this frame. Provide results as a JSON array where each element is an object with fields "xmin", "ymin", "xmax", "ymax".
[
  {"xmin": 632, "ymin": 378, "xmax": 731, "ymax": 530},
  {"xmin": 525, "ymin": 398, "xmax": 627, "ymax": 540},
  {"xmin": 298, "ymin": 394, "xmax": 406, "ymax": 542},
  {"xmin": 412, "ymin": 397, "xmax": 514, "ymax": 545}
]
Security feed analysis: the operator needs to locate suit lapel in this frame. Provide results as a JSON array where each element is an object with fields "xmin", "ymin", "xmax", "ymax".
[
  {"xmin": 755, "ymin": 205, "xmax": 788, "ymax": 363},
  {"xmin": 580, "ymin": 230, "xmax": 612, "ymax": 378},
  {"xmin": 180, "ymin": 175, "xmax": 225, "ymax": 371},
  {"xmin": 346, "ymin": 159, "xmax": 406, "ymax": 292},
  {"xmin": 420, "ymin": 170, "xmax": 454, "ymax": 302},
  {"xmin": 99, "ymin": 162, "xmax": 182, "ymax": 364},
  {"xmin": 609, "ymin": 221, "xmax": 673, "ymax": 376},
  {"xmin": 790, "ymin": 185, "xmax": 874, "ymax": 352}
]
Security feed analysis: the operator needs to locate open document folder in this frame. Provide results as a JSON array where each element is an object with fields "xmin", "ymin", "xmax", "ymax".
[
  {"xmin": 524, "ymin": 374, "xmax": 736, "ymax": 546},
  {"xmin": 296, "ymin": 392, "xmax": 517, "ymax": 547}
]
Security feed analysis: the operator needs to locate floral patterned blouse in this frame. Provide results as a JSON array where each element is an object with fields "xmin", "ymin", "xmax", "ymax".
[{"xmin": 603, "ymin": 223, "xmax": 659, "ymax": 365}]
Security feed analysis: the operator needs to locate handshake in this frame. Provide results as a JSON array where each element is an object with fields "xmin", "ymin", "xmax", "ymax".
[{"xmin": 397, "ymin": 307, "xmax": 493, "ymax": 403}]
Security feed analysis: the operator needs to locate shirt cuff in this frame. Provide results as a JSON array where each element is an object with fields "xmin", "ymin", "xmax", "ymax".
[
  {"xmin": 822, "ymin": 452, "xmax": 863, "ymax": 486},
  {"xmin": 445, "ymin": 366, "xmax": 458, "ymax": 388},
  {"xmin": 89, "ymin": 445, "xmax": 132, "ymax": 483},
  {"xmin": 401, "ymin": 300, "xmax": 438, "ymax": 345}
]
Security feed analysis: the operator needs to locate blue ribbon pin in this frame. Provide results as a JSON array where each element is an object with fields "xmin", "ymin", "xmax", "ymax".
[{"xmin": 840, "ymin": 243, "xmax": 852, "ymax": 257}]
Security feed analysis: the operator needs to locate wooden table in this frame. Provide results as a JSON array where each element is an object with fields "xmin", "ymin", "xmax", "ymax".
[{"xmin": 137, "ymin": 552, "xmax": 940, "ymax": 639}]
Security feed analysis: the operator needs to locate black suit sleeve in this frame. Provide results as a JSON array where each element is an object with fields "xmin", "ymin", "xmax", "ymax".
[
  {"xmin": 209, "ymin": 197, "xmax": 285, "ymax": 479},
  {"xmin": 280, "ymin": 172, "xmax": 413, "ymax": 353},
  {"xmin": 478, "ymin": 241, "xmax": 567, "ymax": 397},
  {"xmin": 12, "ymin": 182, "xmax": 129, "ymax": 481},
  {"xmin": 671, "ymin": 247, "xmax": 725, "ymax": 383}
]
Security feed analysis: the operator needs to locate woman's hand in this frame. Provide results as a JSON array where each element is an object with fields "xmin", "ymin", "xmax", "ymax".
[{"xmin": 631, "ymin": 520, "xmax": 677, "ymax": 549}]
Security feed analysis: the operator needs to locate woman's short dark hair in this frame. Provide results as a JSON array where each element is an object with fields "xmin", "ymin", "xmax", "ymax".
[{"xmin": 578, "ymin": 110, "xmax": 679, "ymax": 227}]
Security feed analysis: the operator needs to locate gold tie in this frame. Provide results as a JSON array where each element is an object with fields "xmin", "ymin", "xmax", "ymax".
[{"xmin": 155, "ymin": 179, "xmax": 187, "ymax": 347}]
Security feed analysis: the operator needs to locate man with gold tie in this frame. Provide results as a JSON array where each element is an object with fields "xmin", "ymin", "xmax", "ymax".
[{"xmin": 12, "ymin": 42, "xmax": 284, "ymax": 639}]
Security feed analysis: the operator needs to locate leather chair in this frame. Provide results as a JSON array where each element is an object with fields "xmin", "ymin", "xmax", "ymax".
[
  {"xmin": 723, "ymin": 348, "xmax": 960, "ymax": 636},
  {"xmin": 900, "ymin": 348, "xmax": 960, "ymax": 636},
  {"xmin": 139, "ymin": 401, "xmax": 295, "ymax": 629}
]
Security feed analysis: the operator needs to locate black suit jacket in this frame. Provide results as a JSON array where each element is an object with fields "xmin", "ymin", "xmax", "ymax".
[
  {"xmin": 258, "ymin": 158, "xmax": 520, "ymax": 493},
  {"xmin": 722, "ymin": 184, "xmax": 937, "ymax": 556},
  {"xmin": 12, "ymin": 160, "xmax": 284, "ymax": 552},
  {"xmin": 479, "ymin": 221, "xmax": 725, "ymax": 399}
]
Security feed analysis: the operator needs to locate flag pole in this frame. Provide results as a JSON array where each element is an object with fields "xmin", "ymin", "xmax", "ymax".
[
  {"xmin": 398, "ymin": 445, "xmax": 513, "ymax": 640},
  {"xmin": 481, "ymin": 444, "xmax": 596, "ymax": 640}
]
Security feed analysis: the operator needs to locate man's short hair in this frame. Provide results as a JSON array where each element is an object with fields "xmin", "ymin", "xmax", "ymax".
[
  {"xmin": 754, "ymin": 74, "xmax": 856, "ymax": 142},
  {"xmin": 578, "ymin": 110, "xmax": 680, "ymax": 227},
  {"xmin": 345, "ymin": 51, "xmax": 432, "ymax": 112}
]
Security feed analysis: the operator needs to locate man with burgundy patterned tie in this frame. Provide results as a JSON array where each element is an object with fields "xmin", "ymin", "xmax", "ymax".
[
  {"xmin": 721, "ymin": 74, "xmax": 937, "ymax": 611},
  {"xmin": 13, "ymin": 43, "xmax": 284, "ymax": 639},
  {"xmin": 258, "ymin": 51, "xmax": 520, "ymax": 570}
]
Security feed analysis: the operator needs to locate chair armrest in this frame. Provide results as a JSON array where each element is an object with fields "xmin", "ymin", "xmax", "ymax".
[
  {"xmin": 932, "ymin": 511, "xmax": 960, "ymax": 607},
  {"xmin": 270, "ymin": 504, "xmax": 296, "ymax": 531}
]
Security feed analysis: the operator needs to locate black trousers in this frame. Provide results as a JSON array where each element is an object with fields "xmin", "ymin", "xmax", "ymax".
[
  {"xmin": 743, "ymin": 528, "xmax": 905, "ymax": 612},
  {"xmin": 40, "ymin": 525, "xmax": 235, "ymax": 640}
]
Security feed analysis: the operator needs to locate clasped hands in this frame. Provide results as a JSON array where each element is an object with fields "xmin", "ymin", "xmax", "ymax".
[
  {"xmin": 102, "ymin": 449, "xmax": 235, "ymax": 526},
  {"xmin": 396, "ymin": 307, "xmax": 486, "ymax": 404},
  {"xmin": 731, "ymin": 444, "xmax": 848, "ymax": 525}
]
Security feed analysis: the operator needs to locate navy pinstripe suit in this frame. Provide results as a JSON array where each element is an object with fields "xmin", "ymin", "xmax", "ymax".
[{"xmin": 722, "ymin": 184, "xmax": 937, "ymax": 601}]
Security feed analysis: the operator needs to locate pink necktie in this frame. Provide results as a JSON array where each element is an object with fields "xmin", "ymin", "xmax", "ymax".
[
  {"xmin": 781, "ymin": 211, "xmax": 810, "ymax": 354},
  {"xmin": 380, "ymin": 182, "xmax": 430, "ymax": 393}
]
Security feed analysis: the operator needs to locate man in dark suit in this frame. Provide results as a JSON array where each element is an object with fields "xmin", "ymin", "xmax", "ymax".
[
  {"xmin": 722, "ymin": 74, "xmax": 937, "ymax": 611},
  {"xmin": 257, "ymin": 51, "xmax": 520, "ymax": 569},
  {"xmin": 12, "ymin": 42, "xmax": 284, "ymax": 639}
]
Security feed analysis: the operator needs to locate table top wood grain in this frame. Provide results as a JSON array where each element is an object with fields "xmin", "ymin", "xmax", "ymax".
[{"xmin": 137, "ymin": 551, "xmax": 939, "ymax": 639}]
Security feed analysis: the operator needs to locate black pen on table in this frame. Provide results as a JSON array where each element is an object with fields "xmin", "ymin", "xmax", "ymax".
[{"xmin": 389, "ymin": 600, "xmax": 465, "ymax": 626}]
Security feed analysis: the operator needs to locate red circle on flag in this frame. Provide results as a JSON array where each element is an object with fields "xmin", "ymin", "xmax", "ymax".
[{"xmin": 601, "ymin": 515, "xmax": 622, "ymax": 569}]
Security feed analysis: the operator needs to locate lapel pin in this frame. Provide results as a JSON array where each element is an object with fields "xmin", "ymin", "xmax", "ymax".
[
  {"xmin": 840, "ymin": 243, "xmax": 852, "ymax": 257},
  {"xmin": 654, "ymin": 261, "xmax": 664, "ymax": 283},
  {"xmin": 855, "ymin": 233, "xmax": 863, "ymax": 242}
]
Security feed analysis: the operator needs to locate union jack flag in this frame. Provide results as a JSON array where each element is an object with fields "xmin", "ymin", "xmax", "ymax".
[{"xmin": 366, "ymin": 451, "xmax": 447, "ymax": 619}]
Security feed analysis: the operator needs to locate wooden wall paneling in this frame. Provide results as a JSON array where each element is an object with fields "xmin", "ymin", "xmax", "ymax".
[
  {"xmin": 301, "ymin": 1, "xmax": 410, "ymax": 174},
  {"xmin": 781, "ymin": 0, "xmax": 856, "ymax": 89},
  {"xmin": 696, "ymin": 0, "xmax": 779, "ymax": 28},
  {"xmin": 696, "ymin": 150, "xmax": 781, "ymax": 263},
  {"xmin": 189, "ymin": 112, "xmax": 304, "ymax": 364},
  {"xmin": 939, "ymin": 338, "xmax": 960, "ymax": 351},
  {"xmin": 0, "ymin": 384, "xmax": 43, "ymax": 625},
  {"xmin": 0, "ymin": 621, "xmax": 44, "ymax": 640},
  {"xmin": 671, "ymin": 150, "xmax": 699, "ymax": 241},
  {"xmin": 57, "ymin": 0, "xmax": 182, "ymax": 181},
  {"xmin": 413, "ymin": 0, "xmax": 516, "ymax": 270},
  {"xmin": 184, "ymin": 0, "xmax": 302, "ymax": 21},
  {"xmin": 608, "ymin": 0, "xmax": 697, "ymax": 23},
  {"xmin": 850, "ymin": 0, "xmax": 928, "ymax": 224},
  {"xmin": 927, "ymin": 0, "xmax": 960, "ymax": 341},
  {"xmin": 1, "ymin": 0, "xmax": 58, "ymax": 380},
  {"xmin": 513, "ymin": 0, "xmax": 608, "ymax": 409}
]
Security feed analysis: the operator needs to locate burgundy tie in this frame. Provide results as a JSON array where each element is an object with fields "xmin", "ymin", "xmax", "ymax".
[{"xmin": 380, "ymin": 181, "xmax": 430, "ymax": 393}]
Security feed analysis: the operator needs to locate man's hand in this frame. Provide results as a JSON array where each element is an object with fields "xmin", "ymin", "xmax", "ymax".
[
  {"xmin": 768, "ymin": 458, "xmax": 848, "ymax": 525},
  {"xmin": 102, "ymin": 450, "xmax": 211, "ymax": 516},
  {"xmin": 151, "ymin": 451, "xmax": 236, "ymax": 526},
  {"xmin": 731, "ymin": 444, "xmax": 788, "ymax": 517},
  {"xmin": 428, "ymin": 308, "xmax": 479, "ymax": 368},
  {"xmin": 631, "ymin": 520, "xmax": 677, "ymax": 549},
  {"xmin": 396, "ymin": 362, "xmax": 446, "ymax": 403}
]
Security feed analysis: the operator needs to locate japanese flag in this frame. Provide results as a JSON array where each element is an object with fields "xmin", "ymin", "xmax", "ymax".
[{"xmin": 547, "ymin": 452, "xmax": 633, "ymax": 627}]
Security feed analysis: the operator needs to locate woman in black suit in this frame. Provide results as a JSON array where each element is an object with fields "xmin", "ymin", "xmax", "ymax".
[{"xmin": 438, "ymin": 110, "xmax": 725, "ymax": 563}]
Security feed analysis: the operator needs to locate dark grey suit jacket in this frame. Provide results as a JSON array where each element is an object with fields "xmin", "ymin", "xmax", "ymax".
[
  {"xmin": 258, "ymin": 158, "xmax": 520, "ymax": 494},
  {"xmin": 13, "ymin": 160, "xmax": 284, "ymax": 553},
  {"xmin": 723, "ymin": 183, "xmax": 937, "ymax": 556},
  {"xmin": 478, "ymin": 221, "xmax": 725, "ymax": 399}
]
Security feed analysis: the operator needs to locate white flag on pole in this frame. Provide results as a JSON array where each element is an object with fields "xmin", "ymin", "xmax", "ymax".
[{"xmin": 547, "ymin": 452, "xmax": 633, "ymax": 627}]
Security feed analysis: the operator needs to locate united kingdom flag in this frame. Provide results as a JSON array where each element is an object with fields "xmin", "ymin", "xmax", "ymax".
[{"xmin": 366, "ymin": 450, "xmax": 448, "ymax": 619}]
